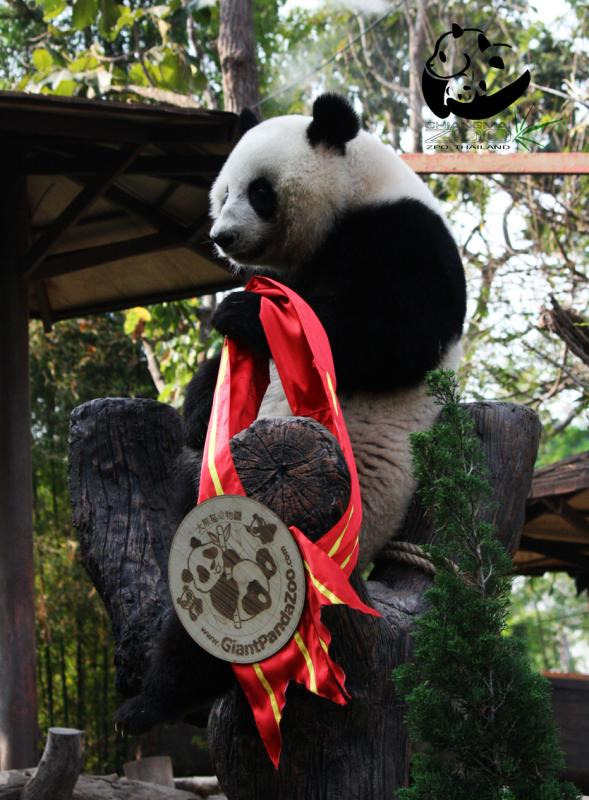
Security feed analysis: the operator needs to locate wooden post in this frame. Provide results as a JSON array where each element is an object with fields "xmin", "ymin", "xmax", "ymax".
[
  {"xmin": 22, "ymin": 728, "xmax": 84, "ymax": 800},
  {"xmin": 123, "ymin": 755, "xmax": 174, "ymax": 787},
  {"xmin": 0, "ymin": 162, "xmax": 38, "ymax": 769}
]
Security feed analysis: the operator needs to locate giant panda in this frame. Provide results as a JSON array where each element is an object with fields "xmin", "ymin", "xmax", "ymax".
[
  {"xmin": 114, "ymin": 93, "xmax": 466, "ymax": 734},
  {"xmin": 185, "ymin": 92, "xmax": 466, "ymax": 570}
]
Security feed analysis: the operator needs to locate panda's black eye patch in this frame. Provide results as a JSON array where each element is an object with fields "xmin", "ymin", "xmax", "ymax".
[{"xmin": 247, "ymin": 177, "xmax": 276, "ymax": 220}]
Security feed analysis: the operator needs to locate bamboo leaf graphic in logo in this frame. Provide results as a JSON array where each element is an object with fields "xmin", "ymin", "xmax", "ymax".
[{"xmin": 511, "ymin": 106, "xmax": 564, "ymax": 151}]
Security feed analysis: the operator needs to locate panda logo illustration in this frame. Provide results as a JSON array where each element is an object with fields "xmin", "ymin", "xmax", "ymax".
[
  {"xmin": 180, "ymin": 522, "xmax": 277, "ymax": 629},
  {"xmin": 422, "ymin": 22, "xmax": 530, "ymax": 119},
  {"xmin": 168, "ymin": 495, "xmax": 306, "ymax": 664}
]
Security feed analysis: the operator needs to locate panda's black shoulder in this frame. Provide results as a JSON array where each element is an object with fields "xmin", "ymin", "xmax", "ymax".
[
  {"xmin": 312, "ymin": 198, "xmax": 462, "ymax": 277},
  {"xmin": 292, "ymin": 197, "xmax": 466, "ymax": 391},
  {"xmin": 306, "ymin": 197, "xmax": 465, "ymax": 313}
]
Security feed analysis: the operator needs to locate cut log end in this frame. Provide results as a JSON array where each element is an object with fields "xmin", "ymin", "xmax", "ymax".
[
  {"xmin": 22, "ymin": 728, "xmax": 84, "ymax": 800},
  {"xmin": 231, "ymin": 416, "xmax": 351, "ymax": 541}
]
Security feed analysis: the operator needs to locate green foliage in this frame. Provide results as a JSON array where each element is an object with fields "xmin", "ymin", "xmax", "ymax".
[
  {"xmin": 31, "ymin": 315, "xmax": 156, "ymax": 770},
  {"xmin": 536, "ymin": 426, "xmax": 589, "ymax": 468},
  {"xmin": 123, "ymin": 299, "xmax": 221, "ymax": 405},
  {"xmin": 394, "ymin": 370, "xmax": 580, "ymax": 800},
  {"xmin": 508, "ymin": 574, "xmax": 589, "ymax": 673}
]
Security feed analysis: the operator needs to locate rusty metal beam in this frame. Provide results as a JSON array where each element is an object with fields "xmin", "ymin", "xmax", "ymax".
[{"xmin": 402, "ymin": 152, "xmax": 589, "ymax": 175}]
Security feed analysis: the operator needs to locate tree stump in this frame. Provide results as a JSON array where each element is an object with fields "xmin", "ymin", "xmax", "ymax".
[
  {"xmin": 123, "ymin": 756, "xmax": 174, "ymax": 787},
  {"xmin": 69, "ymin": 398, "xmax": 541, "ymax": 799},
  {"xmin": 21, "ymin": 728, "xmax": 84, "ymax": 800}
]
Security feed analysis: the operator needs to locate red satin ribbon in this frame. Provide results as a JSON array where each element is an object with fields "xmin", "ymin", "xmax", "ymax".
[{"xmin": 198, "ymin": 276, "xmax": 379, "ymax": 767}]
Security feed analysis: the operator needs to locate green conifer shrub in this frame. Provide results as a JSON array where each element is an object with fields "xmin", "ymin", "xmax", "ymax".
[{"xmin": 394, "ymin": 370, "xmax": 580, "ymax": 800}]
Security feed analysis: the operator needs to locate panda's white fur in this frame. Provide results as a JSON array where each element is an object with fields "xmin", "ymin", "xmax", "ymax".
[
  {"xmin": 210, "ymin": 116, "xmax": 445, "ymax": 272},
  {"xmin": 210, "ymin": 111, "xmax": 463, "ymax": 570}
]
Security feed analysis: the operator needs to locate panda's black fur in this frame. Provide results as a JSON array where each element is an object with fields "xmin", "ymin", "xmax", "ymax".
[{"xmin": 114, "ymin": 94, "xmax": 466, "ymax": 735}]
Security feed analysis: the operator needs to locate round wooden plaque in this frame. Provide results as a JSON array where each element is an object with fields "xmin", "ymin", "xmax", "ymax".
[{"xmin": 169, "ymin": 495, "xmax": 306, "ymax": 664}]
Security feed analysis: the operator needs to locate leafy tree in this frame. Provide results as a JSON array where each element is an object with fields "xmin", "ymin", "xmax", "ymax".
[
  {"xmin": 123, "ymin": 300, "xmax": 222, "ymax": 405},
  {"xmin": 509, "ymin": 574, "xmax": 589, "ymax": 674},
  {"xmin": 394, "ymin": 370, "xmax": 580, "ymax": 800},
  {"xmin": 30, "ymin": 314, "xmax": 155, "ymax": 770}
]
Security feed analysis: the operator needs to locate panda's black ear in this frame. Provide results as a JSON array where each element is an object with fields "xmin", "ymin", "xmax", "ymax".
[
  {"xmin": 238, "ymin": 107, "xmax": 260, "ymax": 137},
  {"xmin": 307, "ymin": 93, "xmax": 360, "ymax": 154}
]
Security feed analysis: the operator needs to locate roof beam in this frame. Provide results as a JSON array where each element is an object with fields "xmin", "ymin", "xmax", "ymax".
[
  {"xmin": 104, "ymin": 184, "xmax": 212, "ymax": 260},
  {"xmin": 541, "ymin": 498, "xmax": 589, "ymax": 543},
  {"xmin": 30, "ymin": 276, "xmax": 240, "ymax": 321},
  {"xmin": 23, "ymin": 154, "xmax": 227, "ymax": 176},
  {"xmin": 34, "ymin": 232, "xmax": 181, "ymax": 280},
  {"xmin": 518, "ymin": 535, "xmax": 589, "ymax": 571},
  {"xmin": 23, "ymin": 144, "xmax": 142, "ymax": 280}
]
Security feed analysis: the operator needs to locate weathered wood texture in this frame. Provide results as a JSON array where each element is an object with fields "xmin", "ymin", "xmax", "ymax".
[
  {"xmin": 123, "ymin": 756, "xmax": 174, "ymax": 787},
  {"xmin": 21, "ymin": 728, "xmax": 84, "ymax": 800},
  {"xmin": 69, "ymin": 398, "xmax": 184, "ymax": 697},
  {"xmin": 69, "ymin": 398, "xmax": 541, "ymax": 800},
  {"xmin": 173, "ymin": 776, "xmax": 220, "ymax": 796},
  {"xmin": 548, "ymin": 675, "xmax": 589, "ymax": 793},
  {"xmin": 0, "ymin": 771, "xmax": 197, "ymax": 800},
  {"xmin": 211, "ymin": 402, "xmax": 541, "ymax": 800}
]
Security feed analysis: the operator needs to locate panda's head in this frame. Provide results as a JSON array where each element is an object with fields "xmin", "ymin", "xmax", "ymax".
[{"xmin": 209, "ymin": 94, "xmax": 362, "ymax": 275}]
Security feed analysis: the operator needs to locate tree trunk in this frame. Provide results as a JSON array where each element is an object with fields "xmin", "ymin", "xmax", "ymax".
[
  {"xmin": 406, "ymin": 0, "xmax": 426, "ymax": 153},
  {"xmin": 22, "ymin": 728, "xmax": 84, "ymax": 800},
  {"xmin": 68, "ymin": 399, "xmax": 540, "ymax": 799},
  {"xmin": 0, "ymin": 771, "xmax": 198, "ymax": 800},
  {"xmin": 69, "ymin": 398, "xmax": 184, "ymax": 698},
  {"xmin": 217, "ymin": 0, "xmax": 261, "ymax": 113},
  {"xmin": 209, "ymin": 403, "xmax": 541, "ymax": 799}
]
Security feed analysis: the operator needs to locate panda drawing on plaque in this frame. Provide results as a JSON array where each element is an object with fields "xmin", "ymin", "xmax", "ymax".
[
  {"xmin": 115, "ymin": 93, "xmax": 467, "ymax": 734},
  {"xmin": 182, "ymin": 531, "xmax": 277, "ymax": 627}
]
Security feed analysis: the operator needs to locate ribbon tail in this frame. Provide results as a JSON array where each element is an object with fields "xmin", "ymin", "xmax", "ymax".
[
  {"xmin": 233, "ymin": 662, "xmax": 288, "ymax": 769},
  {"xmin": 290, "ymin": 527, "xmax": 381, "ymax": 619}
]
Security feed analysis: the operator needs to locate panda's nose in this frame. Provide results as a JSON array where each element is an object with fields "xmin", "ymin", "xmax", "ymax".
[{"xmin": 212, "ymin": 231, "xmax": 236, "ymax": 250}]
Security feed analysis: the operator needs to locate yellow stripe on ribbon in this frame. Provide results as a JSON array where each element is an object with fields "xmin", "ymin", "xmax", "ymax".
[
  {"xmin": 294, "ymin": 632, "xmax": 317, "ymax": 694},
  {"xmin": 253, "ymin": 663, "xmax": 282, "ymax": 728},
  {"xmin": 304, "ymin": 561, "xmax": 344, "ymax": 605},
  {"xmin": 327, "ymin": 505, "xmax": 355, "ymax": 558},
  {"xmin": 325, "ymin": 371, "xmax": 339, "ymax": 416},
  {"xmin": 319, "ymin": 637, "xmax": 328, "ymax": 654},
  {"xmin": 206, "ymin": 343, "xmax": 230, "ymax": 496},
  {"xmin": 340, "ymin": 537, "xmax": 359, "ymax": 571}
]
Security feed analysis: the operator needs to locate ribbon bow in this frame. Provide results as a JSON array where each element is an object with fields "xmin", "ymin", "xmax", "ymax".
[{"xmin": 198, "ymin": 276, "xmax": 379, "ymax": 766}]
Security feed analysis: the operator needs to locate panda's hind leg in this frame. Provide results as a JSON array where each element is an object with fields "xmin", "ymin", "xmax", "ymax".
[{"xmin": 114, "ymin": 610, "xmax": 234, "ymax": 734}]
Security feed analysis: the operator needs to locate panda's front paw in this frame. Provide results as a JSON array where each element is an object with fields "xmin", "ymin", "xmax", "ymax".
[
  {"xmin": 114, "ymin": 694, "xmax": 166, "ymax": 736},
  {"xmin": 213, "ymin": 291, "xmax": 270, "ymax": 357}
]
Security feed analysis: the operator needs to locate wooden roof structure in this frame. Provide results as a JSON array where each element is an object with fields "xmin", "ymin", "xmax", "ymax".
[
  {"xmin": 1, "ymin": 91, "xmax": 240, "ymax": 327},
  {"xmin": 0, "ymin": 90, "xmax": 243, "ymax": 771},
  {"xmin": 515, "ymin": 452, "xmax": 589, "ymax": 579}
]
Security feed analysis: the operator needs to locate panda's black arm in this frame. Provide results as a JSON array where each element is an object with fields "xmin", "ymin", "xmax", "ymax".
[
  {"xmin": 183, "ymin": 352, "xmax": 222, "ymax": 448},
  {"xmin": 299, "ymin": 199, "xmax": 467, "ymax": 392}
]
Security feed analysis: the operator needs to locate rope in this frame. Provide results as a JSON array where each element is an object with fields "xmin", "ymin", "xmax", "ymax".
[{"xmin": 376, "ymin": 541, "xmax": 436, "ymax": 576}]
